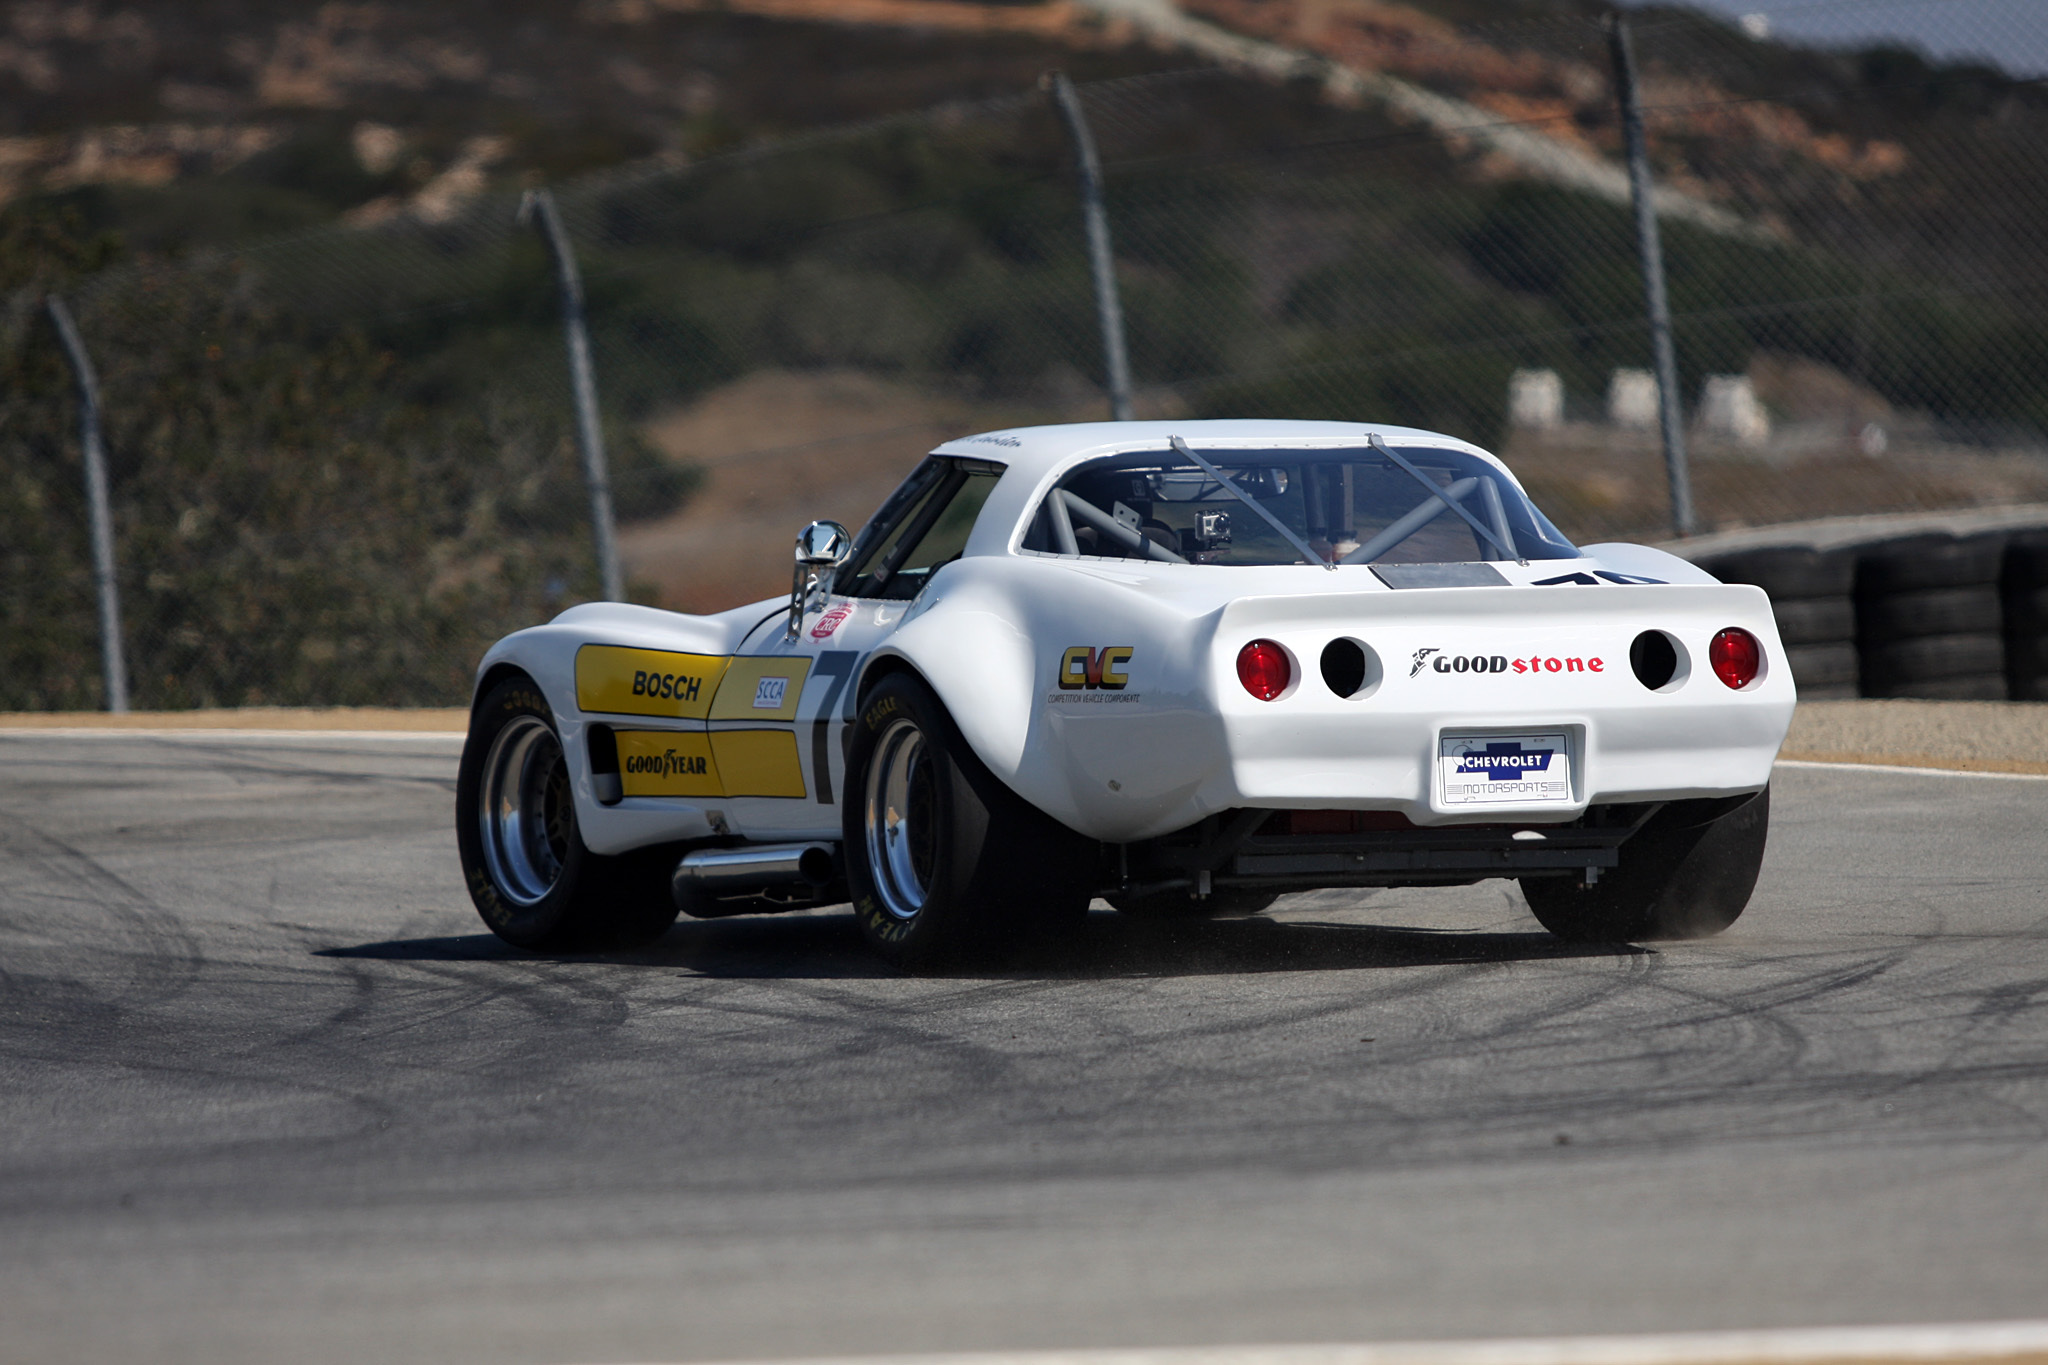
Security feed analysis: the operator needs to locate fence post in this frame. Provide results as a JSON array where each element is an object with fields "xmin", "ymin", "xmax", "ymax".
[
  {"xmin": 1606, "ymin": 12, "xmax": 1695, "ymax": 538},
  {"xmin": 1046, "ymin": 72, "xmax": 1135, "ymax": 422},
  {"xmin": 45, "ymin": 295, "xmax": 130, "ymax": 713},
  {"xmin": 518, "ymin": 188, "xmax": 625, "ymax": 602}
]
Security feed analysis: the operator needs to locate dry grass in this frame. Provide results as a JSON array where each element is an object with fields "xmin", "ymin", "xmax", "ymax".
[
  {"xmin": 622, "ymin": 370, "xmax": 1059, "ymax": 613},
  {"xmin": 1505, "ymin": 425, "xmax": 2048, "ymax": 545}
]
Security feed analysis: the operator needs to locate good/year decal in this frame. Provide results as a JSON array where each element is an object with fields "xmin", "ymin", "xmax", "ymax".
[
  {"xmin": 613, "ymin": 730, "xmax": 806, "ymax": 799},
  {"xmin": 1408, "ymin": 647, "xmax": 1607, "ymax": 678}
]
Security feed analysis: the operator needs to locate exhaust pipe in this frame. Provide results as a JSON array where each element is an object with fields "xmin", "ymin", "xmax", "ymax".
[{"xmin": 673, "ymin": 842, "xmax": 837, "ymax": 899}]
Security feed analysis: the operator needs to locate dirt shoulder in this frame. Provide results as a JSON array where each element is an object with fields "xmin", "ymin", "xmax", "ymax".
[
  {"xmin": 1783, "ymin": 699, "xmax": 2048, "ymax": 775},
  {"xmin": 7, "ymin": 699, "xmax": 2048, "ymax": 775}
]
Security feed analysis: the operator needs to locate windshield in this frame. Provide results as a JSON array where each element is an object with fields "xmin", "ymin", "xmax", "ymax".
[
  {"xmin": 834, "ymin": 458, "xmax": 1005, "ymax": 600},
  {"xmin": 1021, "ymin": 445, "xmax": 1578, "ymax": 567}
]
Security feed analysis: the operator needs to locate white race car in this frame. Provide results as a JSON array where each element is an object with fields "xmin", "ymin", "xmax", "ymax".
[{"xmin": 458, "ymin": 420, "xmax": 1792, "ymax": 968}]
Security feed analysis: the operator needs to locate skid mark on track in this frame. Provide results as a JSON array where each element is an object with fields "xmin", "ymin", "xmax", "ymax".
[{"xmin": 0, "ymin": 809, "xmax": 205, "ymax": 1023}]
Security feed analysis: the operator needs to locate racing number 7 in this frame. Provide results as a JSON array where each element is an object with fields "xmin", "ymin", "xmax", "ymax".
[{"xmin": 808, "ymin": 651, "xmax": 860, "ymax": 804}]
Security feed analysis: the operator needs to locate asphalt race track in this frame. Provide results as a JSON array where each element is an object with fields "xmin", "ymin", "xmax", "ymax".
[{"xmin": 3, "ymin": 732, "xmax": 2046, "ymax": 1365}]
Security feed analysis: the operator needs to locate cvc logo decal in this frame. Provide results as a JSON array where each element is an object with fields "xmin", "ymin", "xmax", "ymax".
[{"xmin": 1060, "ymin": 645, "xmax": 1132, "ymax": 690}]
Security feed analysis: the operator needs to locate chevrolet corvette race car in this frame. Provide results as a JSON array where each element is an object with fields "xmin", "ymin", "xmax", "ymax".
[{"xmin": 458, "ymin": 419, "xmax": 1793, "ymax": 968}]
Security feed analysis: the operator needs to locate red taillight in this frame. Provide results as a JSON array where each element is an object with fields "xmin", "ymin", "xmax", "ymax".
[
  {"xmin": 1237, "ymin": 639, "xmax": 1292, "ymax": 701},
  {"xmin": 1709, "ymin": 627, "xmax": 1762, "ymax": 690}
]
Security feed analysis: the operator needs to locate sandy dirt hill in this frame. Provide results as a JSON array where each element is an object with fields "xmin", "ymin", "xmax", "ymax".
[{"xmin": 621, "ymin": 370, "xmax": 1064, "ymax": 613}]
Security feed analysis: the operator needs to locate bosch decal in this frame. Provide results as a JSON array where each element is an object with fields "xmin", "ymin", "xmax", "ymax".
[{"xmin": 633, "ymin": 669, "xmax": 703, "ymax": 701}]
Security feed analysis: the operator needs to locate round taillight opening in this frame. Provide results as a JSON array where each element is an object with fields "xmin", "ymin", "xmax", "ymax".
[
  {"xmin": 1237, "ymin": 639, "xmax": 1292, "ymax": 701},
  {"xmin": 1708, "ymin": 627, "xmax": 1762, "ymax": 690}
]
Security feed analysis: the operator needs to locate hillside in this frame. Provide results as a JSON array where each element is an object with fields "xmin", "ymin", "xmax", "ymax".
[
  {"xmin": 0, "ymin": 1, "xmax": 1177, "ymax": 253},
  {"xmin": 2, "ymin": 1, "xmax": 2039, "ymax": 269},
  {"xmin": 5, "ymin": 0, "xmax": 2047, "ymax": 707}
]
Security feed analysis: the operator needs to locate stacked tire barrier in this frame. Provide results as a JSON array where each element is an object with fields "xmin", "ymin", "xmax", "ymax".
[
  {"xmin": 2006, "ymin": 529, "xmax": 2048, "ymax": 702},
  {"xmin": 1694, "ymin": 547, "xmax": 1860, "ymax": 699},
  {"xmin": 1853, "ymin": 534, "xmax": 2009, "ymax": 700}
]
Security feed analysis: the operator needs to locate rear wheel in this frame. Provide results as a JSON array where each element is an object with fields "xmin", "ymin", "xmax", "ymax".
[
  {"xmin": 457, "ymin": 675, "xmax": 679, "ymax": 950},
  {"xmin": 844, "ymin": 673, "xmax": 1093, "ymax": 970},
  {"xmin": 1521, "ymin": 787, "xmax": 1769, "ymax": 942}
]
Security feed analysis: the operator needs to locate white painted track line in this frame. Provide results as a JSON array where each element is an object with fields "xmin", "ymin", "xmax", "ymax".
[
  {"xmin": 1776, "ymin": 759, "xmax": 2048, "ymax": 782},
  {"xmin": 583, "ymin": 1323, "xmax": 2048, "ymax": 1365}
]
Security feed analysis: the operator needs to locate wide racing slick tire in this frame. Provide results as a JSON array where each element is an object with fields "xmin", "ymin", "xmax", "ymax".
[
  {"xmin": 1770, "ymin": 596, "xmax": 1855, "ymax": 646},
  {"xmin": 1520, "ymin": 787, "xmax": 1769, "ymax": 943},
  {"xmin": 843, "ymin": 672, "xmax": 1094, "ymax": 971},
  {"xmin": 1861, "ymin": 632, "xmax": 2006, "ymax": 689},
  {"xmin": 2003, "ymin": 533, "xmax": 2048, "ymax": 701},
  {"xmin": 1782, "ymin": 641, "xmax": 1858, "ymax": 693},
  {"xmin": 1856, "ymin": 534, "xmax": 2005, "ymax": 594},
  {"xmin": 1701, "ymin": 546, "xmax": 1853, "ymax": 600},
  {"xmin": 1857, "ymin": 586, "xmax": 2003, "ymax": 638},
  {"xmin": 458, "ymin": 675, "xmax": 680, "ymax": 951}
]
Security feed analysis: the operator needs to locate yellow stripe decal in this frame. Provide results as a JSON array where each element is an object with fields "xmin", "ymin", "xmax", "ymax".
[
  {"xmin": 576, "ymin": 645, "xmax": 728, "ymax": 720},
  {"xmin": 709, "ymin": 729, "xmax": 807, "ymax": 798},
  {"xmin": 615, "ymin": 731, "xmax": 721, "ymax": 797},
  {"xmin": 710, "ymin": 656, "xmax": 814, "ymax": 721}
]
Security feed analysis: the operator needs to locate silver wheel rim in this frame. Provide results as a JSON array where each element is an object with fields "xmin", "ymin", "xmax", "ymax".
[
  {"xmin": 478, "ymin": 715, "xmax": 573, "ymax": 908},
  {"xmin": 864, "ymin": 716, "xmax": 935, "ymax": 921}
]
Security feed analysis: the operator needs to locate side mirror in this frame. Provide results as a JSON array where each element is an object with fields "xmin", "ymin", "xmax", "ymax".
[
  {"xmin": 795, "ymin": 519, "xmax": 853, "ymax": 569},
  {"xmin": 786, "ymin": 520, "xmax": 854, "ymax": 640}
]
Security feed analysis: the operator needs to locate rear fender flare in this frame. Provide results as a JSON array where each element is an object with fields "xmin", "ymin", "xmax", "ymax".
[{"xmin": 859, "ymin": 608, "xmax": 1037, "ymax": 786}]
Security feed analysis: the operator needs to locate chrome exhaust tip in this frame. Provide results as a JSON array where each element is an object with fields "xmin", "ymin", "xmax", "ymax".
[{"xmin": 672, "ymin": 842, "xmax": 837, "ymax": 900}]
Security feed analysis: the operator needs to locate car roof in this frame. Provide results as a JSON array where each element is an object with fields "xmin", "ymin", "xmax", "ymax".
[
  {"xmin": 928, "ymin": 418, "xmax": 1505, "ymax": 481},
  {"xmin": 932, "ymin": 419, "xmax": 1529, "ymax": 562}
]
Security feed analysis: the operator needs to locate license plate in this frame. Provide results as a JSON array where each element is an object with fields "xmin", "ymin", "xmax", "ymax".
[{"xmin": 1438, "ymin": 732, "xmax": 1572, "ymax": 807}]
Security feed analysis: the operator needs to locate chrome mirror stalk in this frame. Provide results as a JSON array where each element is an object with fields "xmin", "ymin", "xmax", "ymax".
[{"xmin": 786, "ymin": 520, "xmax": 854, "ymax": 640}]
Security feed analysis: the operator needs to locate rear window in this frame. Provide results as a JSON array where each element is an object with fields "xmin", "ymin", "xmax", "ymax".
[{"xmin": 1020, "ymin": 445, "xmax": 1577, "ymax": 566}]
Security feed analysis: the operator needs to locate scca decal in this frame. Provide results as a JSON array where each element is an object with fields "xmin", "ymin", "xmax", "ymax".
[
  {"xmin": 1060, "ymin": 645, "xmax": 1133, "ymax": 690},
  {"xmin": 1420, "ymin": 652, "xmax": 1607, "ymax": 675}
]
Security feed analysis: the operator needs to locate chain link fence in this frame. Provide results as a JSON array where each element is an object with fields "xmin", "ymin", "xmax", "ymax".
[{"xmin": 5, "ymin": 1, "xmax": 2046, "ymax": 711}]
